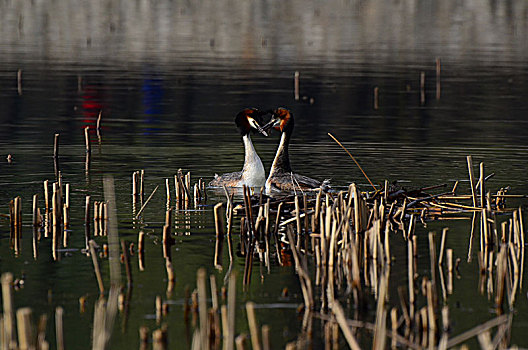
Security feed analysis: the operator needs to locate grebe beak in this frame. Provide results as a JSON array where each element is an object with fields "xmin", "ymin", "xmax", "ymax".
[
  {"xmin": 262, "ymin": 115, "xmax": 280, "ymax": 133},
  {"xmin": 247, "ymin": 117, "xmax": 268, "ymax": 137}
]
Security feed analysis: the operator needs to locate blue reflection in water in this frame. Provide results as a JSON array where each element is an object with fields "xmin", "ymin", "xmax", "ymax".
[{"xmin": 142, "ymin": 74, "xmax": 164, "ymax": 135}]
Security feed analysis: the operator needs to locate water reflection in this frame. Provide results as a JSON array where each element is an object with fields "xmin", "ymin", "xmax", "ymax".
[{"xmin": 0, "ymin": 0, "xmax": 528, "ymax": 349}]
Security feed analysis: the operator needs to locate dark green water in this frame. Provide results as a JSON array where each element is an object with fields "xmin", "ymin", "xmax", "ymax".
[{"xmin": 1, "ymin": 0, "xmax": 528, "ymax": 348}]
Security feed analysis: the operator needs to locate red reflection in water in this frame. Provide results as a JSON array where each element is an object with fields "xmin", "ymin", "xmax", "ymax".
[{"xmin": 81, "ymin": 86, "xmax": 104, "ymax": 126}]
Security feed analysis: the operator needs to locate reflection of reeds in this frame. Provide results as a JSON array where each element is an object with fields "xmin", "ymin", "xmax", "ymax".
[{"xmin": 2, "ymin": 127, "xmax": 527, "ymax": 350}]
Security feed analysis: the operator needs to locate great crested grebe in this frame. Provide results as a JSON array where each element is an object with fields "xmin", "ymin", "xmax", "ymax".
[
  {"xmin": 263, "ymin": 108, "xmax": 329, "ymax": 193},
  {"xmin": 209, "ymin": 108, "xmax": 269, "ymax": 188}
]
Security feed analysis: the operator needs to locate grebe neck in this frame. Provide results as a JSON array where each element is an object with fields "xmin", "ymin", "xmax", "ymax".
[
  {"xmin": 269, "ymin": 131, "xmax": 292, "ymax": 175},
  {"xmin": 241, "ymin": 134, "xmax": 265, "ymax": 184}
]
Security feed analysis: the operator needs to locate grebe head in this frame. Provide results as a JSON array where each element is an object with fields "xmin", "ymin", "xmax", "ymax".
[
  {"xmin": 235, "ymin": 108, "xmax": 269, "ymax": 136},
  {"xmin": 263, "ymin": 107, "xmax": 294, "ymax": 134}
]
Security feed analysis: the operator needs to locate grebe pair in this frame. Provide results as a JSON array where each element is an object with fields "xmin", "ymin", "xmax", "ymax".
[{"xmin": 209, "ymin": 108, "xmax": 327, "ymax": 193}]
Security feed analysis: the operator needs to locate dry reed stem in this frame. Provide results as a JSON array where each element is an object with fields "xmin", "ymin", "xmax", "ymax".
[
  {"xmin": 466, "ymin": 156, "xmax": 477, "ymax": 208},
  {"xmin": 197, "ymin": 268, "xmax": 209, "ymax": 350},
  {"xmin": 438, "ymin": 227, "xmax": 448, "ymax": 265},
  {"xmin": 245, "ymin": 302, "xmax": 261, "ymax": 350},
  {"xmin": 55, "ymin": 307, "xmax": 64, "ymax": 350},
  {"xmin": 88, "ymin": 240, "xmax": 104, "ymax": 294},
  {"xmin": 294, "ymin": 71, "xmax": 300, "ymax": 101},
  {"xmin": 446, "ymin": 314, "xmax": 509, "ymax": 348},
  {"xmin": 331, "ymin": 300, "xmax": 361, "ymax": 350},
  {"xmin": 328, "ymin": 134, "xmax": 377, "ymax": 190},
  {"xmin": 135, "ymin": 185, "xmax": 159, "ymax": 219},
  {"xmin": 226, "ymin": 272, "xmax": 236, "ymax": 350}
]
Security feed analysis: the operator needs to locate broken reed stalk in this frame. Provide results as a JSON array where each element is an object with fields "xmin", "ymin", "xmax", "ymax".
[
  {"xmin": 428, "ymin": 232, "xmax": 438, "ymax": 307},
  {"xmin": 235, "ymin": 334, "xmax": 248, "ymax": 350},
  {"xmin": 438, "ymin": 227, "xmax": 448, "ymax": 265},
  {"xmin": 55, "ymin": 307, "xmax": 64, "ymax": 350},
  {"xmin": 54, "ymin": 133, "xmax": 60, "ymax": 159},
  {"xmin": 85, "ymin": 126, "xmax": 91, "ymax": 155},
  {"xmin": 16, "ymin": 308, "xmax": 34, "ymax": 350},
  {"xmin": 372, "ymin": 271, "xmax": 388, "ymax": 350},
  {"xmin": 17, "ymin": 69, "xmax": 22, "ymax": 95},
  {"xmin": 226, "ymin": 271, "xmax": 236, "ymax": 350},
  {"xmin": 197, "ymin": 268, "xmax": 209, "ymax": 350},
  {"xmin": 466, "ymin": 156, "xmax": 478, "ymax": 208},
  {"xmin": 135, "ymin": 185, "xmax": 159, "ymax": 219},
  {"xmin": 32, "ymin": 194, "xmax": 38, "ymax": 228},
  {"xmin": 96, "ymin": 110, "xmax": 102, "ymax": 131},
  {"xmin": 420, "ymin": 71, "xmax": 425, "ymax": 105},
  {"xmin": 446, "ymin": 314, "xmax": 508, "ymax": 348},
  {"xmin": 2, "ymin": 272, "xmax": 17, "ymax": 349},
  {"xmin": 294, "ymin": 71, "xmax": 300, "ymax": 101},
  {"xmin": 166, "ymin": 258, "xmax": 175, "ymax": 295},
  {"xmin": 121, "ymin": 240, "xmax": 132, "ymax": 288},
  {"xmin": 214, "ymin": 203, "xmax": 225, "ymax": 239},
  {"xmin": 479, "ymin": 162, "xmax": 485, "ymax": 208},
  {"xmin": 331, "ymin": 300, "xmax": 361, "ymax": 350},
  {"xmin": 88, "ymin": 240, "xmax": 105, "ymax": 294},
  {"xmin": 328, "ymin": 133, "xmax": 377, "ymax": 190},
  {"xmin": 436, "ymin": 58, "xmax": 441, "ymax": 100},
  {"xmin": 246, "ymin": 302, "xmax": 261, "ymax": 350},
  {"xmin": 261, "ymin": 325, "xmax": 270, "ymax": 350},
  {"xmin": 374, "ymin": 86, "xmax": 379, "ymax": 110},
  {"xmin": 138, "ymin": 231, "xmax": 145, "ymax": 271},
  {"xmin": 165, "ymin": 178, "xmax": 170, "ymax": 207},
  {"xmin": 286, "ymin": 229, "xmax": 314, "ymax": 310},
  {"xmin": 84, "ymin": 195, "xmax": 91, "ymax": 249}
]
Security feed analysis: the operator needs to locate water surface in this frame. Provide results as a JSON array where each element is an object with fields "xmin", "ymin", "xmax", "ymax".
[{"xmin": 1, "ymin": 0, "xmax": 528, "ymax": 348}]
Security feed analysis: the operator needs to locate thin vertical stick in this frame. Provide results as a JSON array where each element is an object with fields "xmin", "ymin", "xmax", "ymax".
[
  {"xmin": 295, "ymin": 195, "xmax": 302, "ymax": 235},
  {"xmin": 262, "ymin": 325, "xmax": 270, "ymax": 350},
  {"xmin": 121, "ymin": 240, "xmax": 132, "ymax": 288},
  {"xmin": 227, "ymin": 272, "xmax": 236, "ymax": 350},
  {"xmin": 408, "ymin": 238, "xmax": 415, "ymax": 315},
  {"xmin": 17, "ymin": 69, "xmax": 22, "ymax": 95},
  {"xmin": 438, "ymin": 227, "xmax": 448, "ymax": 265},
  {"xmin": 2, "ymin": 273, "xmax": 16, "ymax": 349},
  {"xmin": 246, "ymin": 302, "xmax": 261, "ymax": 350},
  {"xmin": 519, "ymin": 207, "xmax": 525, "ymax": 288},
  {"xmin": 435, "ymin": 58, "xmax": 441, "ymax": 100},
  {"xmin": 214, "ymin": 203, "xmax": 225, "ymax": 239},
  {"xmin": 165, "ymin": 178, "xmax": 171, "ymax": 207},
  {"xmin": 420, "ymin": 71, "xmax": 425, "ymax": 105},
  {"xmin": 294, "ymin": 71, "xmax": 300, "ymax": 101},
  {"xmin": 138, "ymin": 231, "xmax": 145, "ymax": 271},
  {"xmin": 428, "ymin": 232, "xmax": 438, "ymax": 307},
  {"xmin": 44, "ymin": 180, "xmax": 50, "ymax": 237},
  {"xmin": 197, "ymin": 268, "xmax": 209, "ymax": 350},
  {"xmin": 55, "ymin": 307, "xmax": 64, "ymax": 350},
  {"xmin": 374, "ymin": 86, "xmax": 379, "ymax": 110},
  {"xmin": 84, "ymin": 196, "xmax": 91, "ymax": 249},
  {"xmin": 88, "ymin": 240, "xmax": 105, "ymax": 294},
  {"xmin": 210, "ymin": 275, "xmax": 218, "ymax": 311},
  {"xmin": 32, "ymin": 194, "xmax": 38, "ymax": 227},
  {"xmin": 479, "ymin": 162, "xmax": 485, "ymax": 208},
  {"xmin": 166, "ymin": 258, "xmax": 175, "ymax": 295},
  {"xmin": 426, "ymin": 281, "xmax": 436, "ymax": 346},
  {"xmin": 16, "ymin": 308, "xmax": 34, "ymax": 350},
  {"xmin": 85, "ymin": 127, "xmax": 91, "ymax": 155},
  {"xmin": 54, "ymin": 134, "xmax": 60, "ymax": 159},
  {"xmin": 466, "ymin": 156, "xmax": 477, "ymax": 208},
  {"xmin": 96, "ymin": 110, "xmax": 102, "ymax": 131}
]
